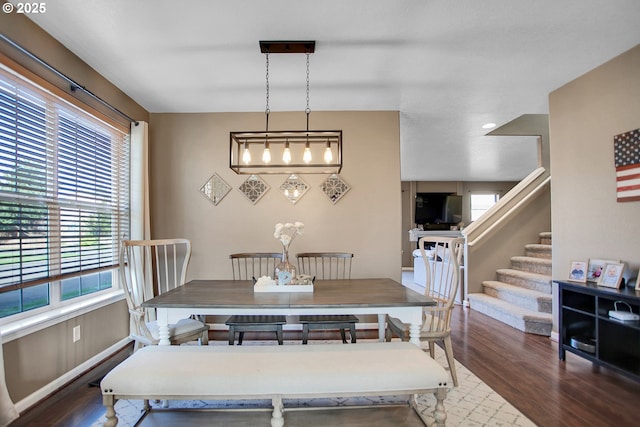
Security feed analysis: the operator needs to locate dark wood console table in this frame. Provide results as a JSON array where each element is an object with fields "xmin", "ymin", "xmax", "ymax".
[{"xmin": 558, "ymin": 280, "xmax": 640, "ymax": 382}]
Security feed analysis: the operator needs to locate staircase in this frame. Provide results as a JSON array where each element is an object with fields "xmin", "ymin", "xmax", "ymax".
[{"xmin": 467, "ymin": 232, "xmax": 553, "ymax": 336}]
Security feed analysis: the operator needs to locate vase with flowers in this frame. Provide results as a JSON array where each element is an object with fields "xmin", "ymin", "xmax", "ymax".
[{"xmin": 273, "ymin": 222, "xmax": 304, "ymax": 285}]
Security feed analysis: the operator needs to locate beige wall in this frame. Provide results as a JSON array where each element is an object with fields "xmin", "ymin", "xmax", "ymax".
[
  {"xmin": 149, "ymin": 111, "xmax": 402, "ymax": 282},
  {"xmin": 4, "ymin": 302, "xmax": 129, "ymax": 402},
  {"xmin": 549, "ymin": 45, "xmax": 640, "ymax": 297}
]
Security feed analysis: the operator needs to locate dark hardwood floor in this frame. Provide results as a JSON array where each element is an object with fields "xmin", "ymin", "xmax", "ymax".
[
  {"xmin": 10, "ymin": 305, "xmax": 640, "ymax": 427},
  {"xmin": 450, "ymin": 306, "xmax": 640, "ymax": 427}
]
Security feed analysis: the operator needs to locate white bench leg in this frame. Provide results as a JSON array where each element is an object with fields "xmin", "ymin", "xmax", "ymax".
[
  {"xmin": 271, "ymin": 394, "xmax": 284, "ymax": 427},
  {"xmin": 411, "ymin": 390, "xmax": 447, "ymax": 427},
  {"xmin": 102, "ymin": 395, "xmax": 118, "ymax": 427},
  {"xmin": 432, "ymin": 388, "xmax": 447, "ymax": 427}
]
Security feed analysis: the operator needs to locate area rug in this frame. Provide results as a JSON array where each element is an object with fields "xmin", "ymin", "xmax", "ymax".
[{"xmin": 91, "ymin": 340, "xmax": 536, "ymax": 427}]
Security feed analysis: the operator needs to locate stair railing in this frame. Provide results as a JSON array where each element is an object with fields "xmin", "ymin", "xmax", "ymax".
[{"xmin": 464, "ymin": 167, "xmax": 550, "ymax": 247}]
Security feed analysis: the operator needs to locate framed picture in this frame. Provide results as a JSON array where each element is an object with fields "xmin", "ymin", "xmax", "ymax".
[
  {"xmin": 599, "ymin": 263, "xmax": 625, "ymax": 289},
  {"xmin": 568, "ymin": 261, "xmax": 587, "ymax": 283},
  {"xmin": 586, "ymin": 259, "xmax": 619, "ymax": 283}
]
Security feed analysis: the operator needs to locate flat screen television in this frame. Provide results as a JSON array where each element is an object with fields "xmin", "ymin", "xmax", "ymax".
[{"xmin": 415, "ymin": 193, "xmax": 462, "ymax": 225}]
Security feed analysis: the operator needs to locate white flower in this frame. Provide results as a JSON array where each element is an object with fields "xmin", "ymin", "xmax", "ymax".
[
  {"xmin": 273, "ymin": 221, "xmax": 304, "ymax": 249},
  {"xmin": 274, "ymin": 223, "xmax": 284, "ymax": 238}
]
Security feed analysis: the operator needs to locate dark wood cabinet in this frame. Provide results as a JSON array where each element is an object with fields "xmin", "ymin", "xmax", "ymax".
[{"xmin": 558, "ymin": 280, "xmax": 640, "ymax": 381}]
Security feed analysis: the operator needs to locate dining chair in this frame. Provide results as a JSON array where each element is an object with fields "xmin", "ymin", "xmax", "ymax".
[
  {"xmin": 296, "ymin": 252, "xmax": 358, "ymax": 344},
  {"xmin": 119, "ymin": 239, "xmax": 209, "ymax": 351},
  {"xmin": 225, "ymin": 253, "xmax": 287, "ymax": 345},
  {"xmin": 385, "ymin": 236, "xmax": 464, "ymax": 386}
]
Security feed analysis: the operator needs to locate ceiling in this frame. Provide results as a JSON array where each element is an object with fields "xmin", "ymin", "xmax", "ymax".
[{"xmin": 15, "ymin": 0, "xmax": 640, "ymax": 182}]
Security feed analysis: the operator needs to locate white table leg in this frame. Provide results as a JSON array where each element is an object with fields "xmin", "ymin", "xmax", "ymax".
[
  {"xmin": 387, "ymin": 307, "xmax": 423, "ymax": 346},
  {"xmin": 271, "ymin": 395, "xmax": 284, "ymax": 427},
  {"xmin": 377, "ymin": 314, "xmax": 386, "ymax": 341},
  {"xmin": 408, "ymin": 307, "xmax": 422, "ymax": 346},
  {"xmin": 156, "ymin": 308, "xmax": 171, "ymax": 346},
  {"xmin": 409, "ymin": 322, "xmax": 421, "ymax": 346}
]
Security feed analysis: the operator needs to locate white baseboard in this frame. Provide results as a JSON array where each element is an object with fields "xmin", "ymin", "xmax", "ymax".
[
  {"xmin": 14, "ymin": 337, "xmax": 132, "ymax": 413},
  {"xmin": 549, "ymin": 330, "xmax": 559, "ymax": 342}
]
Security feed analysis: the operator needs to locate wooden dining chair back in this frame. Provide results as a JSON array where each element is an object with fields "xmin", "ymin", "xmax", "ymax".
[
  {"xmin": 296, "ymin": 252, "xmax": 359, "ymax": 344},
  {"xmin": 119, "ymin": 239, "xmax": 209, "ymax": 350},
  {"xmin": 225, "ymin": 253, "xmax": 286, "ymax": 345},
  {"xmin": 385, "ymin": 236, "xmax": 464, "ymax": 386},
  {"xmin": 297, "ymin": 252, "xmax": 353, "ymax": 280},
  {"xmin": 230, "ymin": 252, "xmax": 283, "ymax": 280}
]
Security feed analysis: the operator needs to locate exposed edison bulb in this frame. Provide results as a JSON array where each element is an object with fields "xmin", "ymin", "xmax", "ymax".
[
  {"xmin": 242, "ymin": 142, "xmax": 251, "ymax": 164},
  {"xmin": 282, "ymin": 141, "xmax": 292, "ymax": 164},
  {"xmin": 303, "ymin": 141, "xmax": 312, "ymax": 164},
  {"xmin": 262, "ymin": 142, "xmax": 271, "ymax": 164},
  {"xmin": 323, "ymin": 142, "xmax": 333, "ymax": 163},
  {"xmin": 293, "ymin": 188, "xmax": 299, "ymax": 197}
]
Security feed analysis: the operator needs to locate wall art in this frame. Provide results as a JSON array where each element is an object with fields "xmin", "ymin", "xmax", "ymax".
[
  {"xmin": 200, "ymin": 173, "xmax": 231, "ymax": 206},
  {"xmin": 238, "ymin": 174, "xmax": 269, "ymax": 205}
]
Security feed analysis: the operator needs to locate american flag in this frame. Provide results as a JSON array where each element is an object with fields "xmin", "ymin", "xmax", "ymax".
[{"xmin": 614, "ymin": 128, "xmax": 640, "ymax": 202}]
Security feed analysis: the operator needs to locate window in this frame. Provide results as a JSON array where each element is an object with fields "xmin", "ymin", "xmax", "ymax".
[
  {"xmin": 470, "ymin": 193, "xmax": 499, "ymax": 221},
  {"xmin": 0, "ymin": 64, "xmax": 130, "ymax": 319}
]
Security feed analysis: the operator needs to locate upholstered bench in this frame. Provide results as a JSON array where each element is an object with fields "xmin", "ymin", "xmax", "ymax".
[{"xmin": 101, "ymin": 342, "xmax": 449, "ymax": 427}]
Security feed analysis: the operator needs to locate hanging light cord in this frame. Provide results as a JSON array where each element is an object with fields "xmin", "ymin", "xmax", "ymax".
[
  {"xmin": 305, "ymin": 52, "xmax": 311, "ymax": 132},
  {"xmin": 265, "ymin": 52, "xmax": 270, "ymax": 133}
]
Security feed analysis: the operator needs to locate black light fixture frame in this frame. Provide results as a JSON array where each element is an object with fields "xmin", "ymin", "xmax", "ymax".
[{"xmin": 230, "ymin": 41, "xmax": 343, "ymax": 175}]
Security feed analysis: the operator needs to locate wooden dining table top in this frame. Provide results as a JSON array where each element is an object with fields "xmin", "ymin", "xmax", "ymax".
[{"xmin": 141, "ymin": 278, "xmax": 434, "ymax": 310}]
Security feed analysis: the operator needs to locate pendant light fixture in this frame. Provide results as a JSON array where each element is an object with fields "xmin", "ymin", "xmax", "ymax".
[{"xmin": 230, "ymin": 41, "xmax": 342, "ymax": 174}]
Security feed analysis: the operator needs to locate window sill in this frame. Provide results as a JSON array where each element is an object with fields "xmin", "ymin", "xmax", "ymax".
[{"xmin": 0, "ymin": 290, "xmax": 125, "ymax": 343}]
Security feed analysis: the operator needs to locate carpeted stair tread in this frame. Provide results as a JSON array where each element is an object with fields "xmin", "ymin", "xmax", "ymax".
[
  {"xmin": 524, "ymin": 243, "xmax": 552, "ymax": 259},
  {"xmin": 482, "ymin": 280, "xmax": 552, "ymax": 313},
  {"xmin": 496, "ymin": 268, "xmax": 552, "ymax": 294},
  {"xmin": 510, "ymin": 256, "xmax": 552, "ymax": 275},
  {"xmin": 467, "ymin": 293, "xmax": 552, "ymax": 336},
  {"xmin": 538, "ymin": 232, "xmax": 552, "ymax": 245}
]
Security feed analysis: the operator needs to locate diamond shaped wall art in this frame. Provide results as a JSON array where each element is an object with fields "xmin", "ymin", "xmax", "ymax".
[
  {"xmin": 239, "ymin": 174, "xmax": 270, "ymax": 205},
  {"xmin": 279, "ymin": 174, "xmax": 309, "ymax": 204},
  {"xmin": 200, "ymin": 173, "xmax": 231, "ymax": 206},
  {"xmin": 320, "ymin": 174, "xmax": 351, "ymax": 204}
]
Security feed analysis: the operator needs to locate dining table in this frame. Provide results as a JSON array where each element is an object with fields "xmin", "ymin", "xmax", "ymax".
[{"xmin": 142, "ymin": 278, "xmax": 435, "ymax": 346}]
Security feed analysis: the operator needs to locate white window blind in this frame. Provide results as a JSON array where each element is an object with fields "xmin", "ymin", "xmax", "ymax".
[{"xmin": 0, "ymin": 64, "xmax": 130, "ymax": 317}]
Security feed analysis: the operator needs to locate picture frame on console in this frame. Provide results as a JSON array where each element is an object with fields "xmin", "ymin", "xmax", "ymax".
[
  {"xmin": 568, "ymin": 261, "xmax": 587, "ymax": 283},
  {"xmin": 586, "ymin": 259, "xmax": 619, "ymax": 283},
  {"xmin": 599, "ymin": 263, "xmax": 625, "ymax": 289}
]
